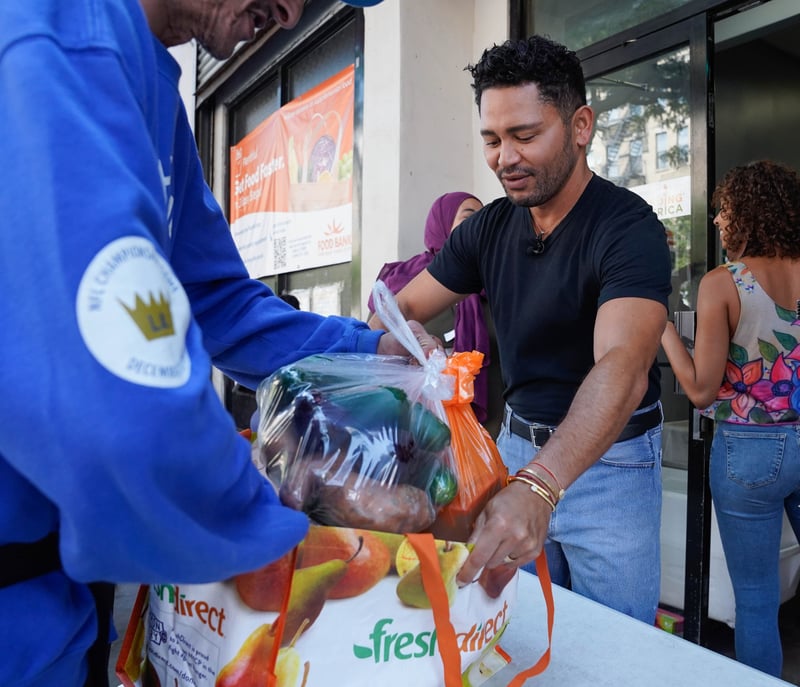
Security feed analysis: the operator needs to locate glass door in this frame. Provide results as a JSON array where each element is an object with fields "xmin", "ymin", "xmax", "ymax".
[
  {"xmin": 580, "ymin": 15, "xmax": 716, "ymax": 642},
  {"xmin": 584, "ymin": 41, "xmax": 701, "ymax": 471}
]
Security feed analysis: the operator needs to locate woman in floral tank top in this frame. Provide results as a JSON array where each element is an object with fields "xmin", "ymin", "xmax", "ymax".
[{"xmin": 662, "ymin": 160, "xmax": 800, "ymax": 678}]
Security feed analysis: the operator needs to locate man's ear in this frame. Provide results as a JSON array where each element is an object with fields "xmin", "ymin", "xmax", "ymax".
[{"xmin": 573, "ymin": 105, "xmax": 594, "ymax": 147}]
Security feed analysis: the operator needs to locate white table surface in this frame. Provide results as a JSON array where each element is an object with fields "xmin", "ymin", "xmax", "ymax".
[{"xmin": 485, "ymin": 571, "xmax": 794, "ymax": 687}]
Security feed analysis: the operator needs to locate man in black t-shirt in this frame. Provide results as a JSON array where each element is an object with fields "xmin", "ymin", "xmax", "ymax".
[{"xmin": 371, "ymin": 35, "xmax": 671, "ymax": 624}]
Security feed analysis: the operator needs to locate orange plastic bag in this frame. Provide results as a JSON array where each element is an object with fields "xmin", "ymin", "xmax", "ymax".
[{"xmin": 428, "ymin": 351, "xmax": 508, "ymax": 542}]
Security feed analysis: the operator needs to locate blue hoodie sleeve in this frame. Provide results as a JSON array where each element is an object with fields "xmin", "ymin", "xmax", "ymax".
[{"xmin": 0, "ymin": 17, "xmax": 309, "ymax": 585}]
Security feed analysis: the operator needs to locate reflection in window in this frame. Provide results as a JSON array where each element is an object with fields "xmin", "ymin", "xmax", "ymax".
[
  {"xmin": 606, "ymin": 143, "xmax": 620, "ymax": 181},
  {"xmin": 522, "ymin": 0, "xmax": 694, "ymax": 52},
  {"xmin": 232, "ymin": 77, "xmax": 279, "ymax": 143},
  {"xmin": 287, "ymin": 28, "xmax": 355, "ymax": 101},
  {"xmin": 585, "ymin": 46, "xmax": 692, "ymax": 318},
  {"xmin": 656, "ymin": 131, "xmax": 668, "ymax": 170},
  {"xmin": 587, "ymin": 47, "xmax": 690, "ymax": 186},
  {"xmin": 678, "ymin": 126, "xmax": 689, "ymax": 160},
  {"xmin": 630, "ymin": 138, "xmax": 643, "ymax": 175},
  {"xmin": 607, "ymin": 106, "xmax": 624, "ymax": 123}
]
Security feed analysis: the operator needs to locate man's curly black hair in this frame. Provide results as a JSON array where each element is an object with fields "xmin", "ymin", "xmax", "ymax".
[
  {"xmin": 465, "ymin": 35, "xmax": 586, "ymax": 122},
  {"xmin": 712, "ymin": 160, "xmax": 800, "ymax": 259}
]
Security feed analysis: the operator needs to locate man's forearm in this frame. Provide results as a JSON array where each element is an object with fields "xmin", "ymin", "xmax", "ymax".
[{"xmin": 527, "ymin": 347, "xmax": 651, "ymax": 489}]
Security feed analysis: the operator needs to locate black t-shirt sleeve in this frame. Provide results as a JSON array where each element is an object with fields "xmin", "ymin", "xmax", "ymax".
[
  {"xmin": 427, "ymin": 213, "xmax": 485, "ymax": 295},
  {"xmin": 595, "ymin": 206, "xmax": 672, "ymax": 310}
]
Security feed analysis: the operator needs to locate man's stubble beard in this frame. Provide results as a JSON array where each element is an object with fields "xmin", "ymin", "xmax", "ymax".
[{"xmin": 503, "ymin": 130, "xmax": 579, "ymax": 209}]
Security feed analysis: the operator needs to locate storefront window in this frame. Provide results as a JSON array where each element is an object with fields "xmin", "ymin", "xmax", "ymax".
[
  {"xmin": 586, "ymin": 46, "xmax": 693, "ymax": 471},
  {"xmin": 228, "ymin": 19, "xmax": 357, "ymax": 317},
  {"xmin": 655, "ymin": 131, "xmax": 668, "ymax": 169},
  {"xmin": 522, "ymin": 0, "xmax": 694, "ymax": 51},
  {"xmin": 586, "ymin": 47, "xmax": 691, "ymax": 312}
]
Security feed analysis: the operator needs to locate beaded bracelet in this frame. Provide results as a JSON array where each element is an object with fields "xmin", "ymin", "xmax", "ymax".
[{"xmin": 507, "ymin": 473, "xmax": 557, "ymax": 512}]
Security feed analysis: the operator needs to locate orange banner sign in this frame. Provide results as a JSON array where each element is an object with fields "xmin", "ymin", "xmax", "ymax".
[{"xmin": 230, "ymin": 64, "xmax": 355, "ymax": 277}]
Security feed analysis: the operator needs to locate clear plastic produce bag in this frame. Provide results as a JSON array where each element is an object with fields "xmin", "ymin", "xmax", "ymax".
[{"xmin": 255, "ymin": 282, "xmax": 456, "ymax": 534}]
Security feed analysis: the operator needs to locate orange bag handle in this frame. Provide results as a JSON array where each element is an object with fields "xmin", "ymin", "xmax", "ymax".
[
  {"xmin": 115, "ymin": 584, "xmax": 150, "ymax": 687},
  {"xmin": 506, "ymin": 551, "xmax": 553, "ymax": 686},
  {"xmin": 406, "ymin": 532, "xmax": 554, "ymax": 687},
  {"xmin": 406, "ymin": 533, "xmax": 463, "ymax": 686},
  {"xmin": 265, "ymin": 545, "xmax": 300, "ymax": 687}
]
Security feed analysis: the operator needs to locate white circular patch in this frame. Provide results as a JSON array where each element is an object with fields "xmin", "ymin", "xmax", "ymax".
[{"xmin": 76, "ymin": 236, "xmax": 191, "ymax": 387}]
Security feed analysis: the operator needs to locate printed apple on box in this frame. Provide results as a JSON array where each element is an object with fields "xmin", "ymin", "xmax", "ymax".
[{"xmin": 122, "ymin": 525, "xmax": 516, "ymax": 687}]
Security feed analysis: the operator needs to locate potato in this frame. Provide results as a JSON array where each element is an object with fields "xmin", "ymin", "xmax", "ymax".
[{"xmin": 282, "ymin": 469, "xmax": 436, "ymax": 534}]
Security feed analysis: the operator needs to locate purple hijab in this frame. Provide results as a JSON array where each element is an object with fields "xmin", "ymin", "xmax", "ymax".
[{"xmin": 368, "ymin": 192, "xmax": 492, "ymax": 422}]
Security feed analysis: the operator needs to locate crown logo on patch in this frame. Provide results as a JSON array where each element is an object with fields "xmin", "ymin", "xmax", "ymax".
[{"xmin": 119, "ymin": 292, "xmax": 175, "ymax": 341}]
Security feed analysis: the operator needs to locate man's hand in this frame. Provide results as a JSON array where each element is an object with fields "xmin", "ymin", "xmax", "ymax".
[
  {"xmin": 376, "ymin": 320, "xmax": 442, "ymax": 359},
  {"xmin": 455, "ymin": 480, "xmax": 552, "ymax": 587}
]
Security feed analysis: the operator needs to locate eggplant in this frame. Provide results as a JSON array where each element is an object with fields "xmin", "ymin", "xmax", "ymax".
[{"xmin": 323, "ymin": 386, "xmax": 410, "ymax": 434}]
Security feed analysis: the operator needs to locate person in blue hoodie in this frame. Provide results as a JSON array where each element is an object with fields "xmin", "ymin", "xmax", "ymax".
[{"xmin": 0, "ymin": 1, "xmax": 403, "ymax": 686}]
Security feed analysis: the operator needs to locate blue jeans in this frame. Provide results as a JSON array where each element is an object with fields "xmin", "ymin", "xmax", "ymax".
[
  {"xmin": 710, "ymin": 423, "xmax": 800, "ymax": 677},
  {"xmin": 497, "ymin": 405, "xmax": 663, "ymax": 624}
]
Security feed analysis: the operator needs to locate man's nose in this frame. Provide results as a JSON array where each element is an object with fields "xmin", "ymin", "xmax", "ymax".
[{"xmin": 498, "ymin": 142, "xmax": 521, "ymax": 168}]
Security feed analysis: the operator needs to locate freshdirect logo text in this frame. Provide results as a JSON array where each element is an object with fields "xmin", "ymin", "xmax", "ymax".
[{"xmin": 353, "ymin": 601, "xmax": 509, "ymax": 664}]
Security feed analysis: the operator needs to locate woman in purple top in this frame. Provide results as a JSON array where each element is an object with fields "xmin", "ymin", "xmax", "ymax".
[{"xmin": 367, "ymin": 193, "xmax": 495, "ymax": 424}]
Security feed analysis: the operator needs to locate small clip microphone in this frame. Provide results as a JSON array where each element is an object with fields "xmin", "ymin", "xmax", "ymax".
[{"xmin": 526, "ymin": 233, "xmax": 545, "ymax": 256}]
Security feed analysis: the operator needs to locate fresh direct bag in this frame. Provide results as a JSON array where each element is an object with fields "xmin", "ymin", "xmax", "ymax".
[
  {"xmin": 117, "ymin": 527, "xmax": 552, "ymax": 687},
  {"xmin": 117, "ymin": 285, "xmax": 554, "ymax": 685}
]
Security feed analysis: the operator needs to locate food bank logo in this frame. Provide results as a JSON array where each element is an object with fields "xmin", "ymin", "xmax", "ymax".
[{"xmin": 353, "ymin": 602, "xmax": 508, "ymax": 663}]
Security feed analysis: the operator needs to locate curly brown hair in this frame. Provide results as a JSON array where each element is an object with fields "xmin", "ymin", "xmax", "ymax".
[
  {"xmin": 465, "ymin": 35, "xmax": 586, "ymax": 122},
  {"xmin": 712, "ymin": 160, "xmax": 800, "ymax": 259}
]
